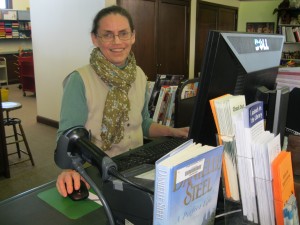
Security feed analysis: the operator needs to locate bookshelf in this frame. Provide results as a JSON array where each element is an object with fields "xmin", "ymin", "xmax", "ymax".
[
  {"xmin": 0, "ymin": 10, "xmax": 31, "ymax": 40},
  {"xmin": 276, "ymin": 8, "xmax": 300, "ymax": 66}
]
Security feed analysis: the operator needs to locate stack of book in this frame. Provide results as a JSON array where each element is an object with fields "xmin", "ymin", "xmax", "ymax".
[
  {"xmin": 276, "ymin": 67, "xmax": 300, "ymax": 91},
  {"xmin": 281, "ymin": 26, "xmax": 300, "ymax": 43},
  {"xmin": 0, "ymin": 22, "xmax": 4, "ymax": 38},
  {"xmin": 233, "ymin": 100, "xmax": 299, "ymax": 225},
  {"xmin": 4, "ymin": 22, "xmax": 12, "ymax": 38},
  {"xmin": 12, "ymin": 21, "xmax": 19, "ymax": 38},
  {"xmin": 210, "ymin": 94, "xmax": 245, "ymax": 202}
]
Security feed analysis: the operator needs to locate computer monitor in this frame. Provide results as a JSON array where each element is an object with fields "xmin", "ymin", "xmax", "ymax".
[{"xmin": 189, "ymin": 30, "xmax": 284, "ymax": 146}]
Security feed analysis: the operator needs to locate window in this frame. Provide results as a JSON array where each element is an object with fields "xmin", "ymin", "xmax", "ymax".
[{"xmin": 0, "ymin": 0, "xmax": 12, "ymax": 9}]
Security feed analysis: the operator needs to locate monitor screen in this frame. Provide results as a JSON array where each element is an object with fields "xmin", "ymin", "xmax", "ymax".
[{"xmin": 189, "ymin": 30, "xmax": 284, "ymax": 146}]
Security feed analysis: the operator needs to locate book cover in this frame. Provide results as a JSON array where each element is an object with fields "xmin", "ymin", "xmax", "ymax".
[
  {"xmin": 286, "ymin": 27, "xmax": 296, "ymax": 42},
  {"xmin": 152, "ymin": 86, "xmax": 169, "ymax": 122},
  {"xmin": 283, "ymin": 194, "xmax": 299, "ymax": 225},
  {"xmin": 163, "ymin": 86, "xmax": 178, "ymax": 127},
  {"xmin": 272, "ymin": 151, "xmax": 296, "ymax": 225},
  {"xmin": 209, "ymin": 94, "xmax": 244, "ymax": 202},
  {"xmin": 209, "ymin": 94, "xmax": 231, "ymax": 199},
  {"xmin": 153, "ymin": 142, "xmax": 224, "ymax": 225},
  {"xmin": 148, "ymin": 74, "xmax": 184, "ymax": 118},
  {"xmin": 157, "ymin": 86, "xmax": 173, "ymax": 124},
  {"xmin": 233, "ymin": 101, "xmax": 265, "ymax": 223}
]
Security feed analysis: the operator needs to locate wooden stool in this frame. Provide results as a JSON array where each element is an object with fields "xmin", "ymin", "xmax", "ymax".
[{"xmin": 2, "ymin": 102, "xmax": 34, "ymax": 166}]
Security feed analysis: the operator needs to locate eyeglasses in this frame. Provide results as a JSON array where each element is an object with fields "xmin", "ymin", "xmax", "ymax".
[{"xmin": 97, "ymin": 31, "xmax": 133, "ymax": 42}]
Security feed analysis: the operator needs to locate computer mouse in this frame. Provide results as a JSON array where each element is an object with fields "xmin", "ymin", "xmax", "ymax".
[{"xmin": 67, "ymin": 180, "xmax": 89, "ymax": 201}]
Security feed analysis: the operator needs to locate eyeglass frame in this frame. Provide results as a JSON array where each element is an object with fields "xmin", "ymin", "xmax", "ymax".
[{"xmin": 96, "ymin": 30, "xmax": 135, "ymax": 42}]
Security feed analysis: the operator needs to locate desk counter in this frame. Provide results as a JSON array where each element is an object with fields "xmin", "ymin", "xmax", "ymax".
[{"xmin": 0, "ymin": 166, "xmax": 253, "ymax": 225}]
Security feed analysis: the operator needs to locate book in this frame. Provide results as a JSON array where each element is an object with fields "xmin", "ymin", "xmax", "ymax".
[
  {"xmin": 163, "ymin": 86, "xmax": 178, "ymax": 127},
  {"xmin": 145, "ymin": 81, "xmax": 155, "ymax": 106},
  {"xmin": 209, "ymin": 94, "xmax": 231, "ymax": 199},
  {"xmin": 209, "ymin": 94, "xmax": 245, "ymax": 202},
  {"xmin": 272, "ymin": 151, "xmax": 296, "ymax": 225},
  {"xmin": 158, "ymin": 86, "xmax": 179, "ymax": 125},
  {"xmin": 152, "ymin": 86, "xmax": 169, "ymax": 123},
  {"xmin": 286, "ymin": 27, "xmax": 296, "ymax": 42},
  {"xmin": 233, "ymin": 101, "xmax": 265, "ymax": 223},
  {"xmin": 283, "ymin": 194, "xmax": 299, "ymax": 225},
  {"xmin": 148, "ymin": 74, "xmax": 184, "ymax": 118},
  {"xmin": 252, "ymin": 132, "xmax": 278, "ymax": 225},
  {"xmin": 153, "ymin": 141, "xmax": 224, "ymax": 225}
]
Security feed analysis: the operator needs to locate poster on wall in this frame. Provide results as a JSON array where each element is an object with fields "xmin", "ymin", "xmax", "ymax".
[{"xmin": 246, "ymin": 22, "xmax": 275, "ymax": 33}]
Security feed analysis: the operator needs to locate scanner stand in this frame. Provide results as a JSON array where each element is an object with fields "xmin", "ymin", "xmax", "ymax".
[{"xmin": 102, "ymin": 164, "xmax": 155, "ymax": 225}]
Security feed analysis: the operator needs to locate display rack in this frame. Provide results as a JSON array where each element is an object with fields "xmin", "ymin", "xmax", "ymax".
[{"xmin": 0, "ymin": 10, "xmax": 31, "ymax": 39}]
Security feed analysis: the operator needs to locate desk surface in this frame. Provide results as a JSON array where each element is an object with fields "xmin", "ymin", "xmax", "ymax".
[
  {"xmin": 0, "ymin": 166, "xmax": 250, "ymax": 225},
  {"xmin": 0, "ymin": 167, "xmax": 108, "ymax": 225}
]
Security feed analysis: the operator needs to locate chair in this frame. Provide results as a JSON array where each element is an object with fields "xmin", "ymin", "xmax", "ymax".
[
  {"xmin": 2, "ymin": 102, "xmax": 34, "ymax": 166},
  {"xmin": 174, "ymin": 78, "xmax": 199, "ymax": 128}
]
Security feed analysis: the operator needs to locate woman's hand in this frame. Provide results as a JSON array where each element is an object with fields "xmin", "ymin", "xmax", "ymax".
[
  {"xmin": 170, "ymin": 127, "xmax": 189, "ymax": 138},
  {"xmin": 149, "ymin": 123, "xmax": 189, "ymax": 139},
  {"xmin": 56, "ymin": 170, "xmax": 90, "ymax": 197}
]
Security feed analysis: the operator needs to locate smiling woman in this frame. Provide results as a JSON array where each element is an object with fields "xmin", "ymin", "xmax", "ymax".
[{"xmin": 55, "ymin": 5, "xmax": 189, "ymax": 200}]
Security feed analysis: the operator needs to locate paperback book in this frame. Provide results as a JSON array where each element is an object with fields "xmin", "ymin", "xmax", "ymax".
[
  {"xmin": 148, "ymin": 74, "xmax": 184, "ymax": 118},
  {"xmin": 272, "ymin": 151, "xmax": 299, "ymax": 225},
  {"xmin": 209, "ymin": 94, "xmax": 245, "ymax": 202}
]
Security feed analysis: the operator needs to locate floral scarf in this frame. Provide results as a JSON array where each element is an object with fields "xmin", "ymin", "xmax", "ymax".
[{"xmin": 90, "ymin": 48, "xmax": 136, "ymax": 151}]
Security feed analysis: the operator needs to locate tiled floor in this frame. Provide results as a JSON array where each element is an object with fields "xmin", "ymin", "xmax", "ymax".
[{"xmin": 0, "ymin": 84, "xmax": 61, "ymax": 201}]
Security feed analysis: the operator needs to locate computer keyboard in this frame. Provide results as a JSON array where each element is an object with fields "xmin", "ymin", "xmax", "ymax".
[{"xmin": 112, "ymin": 137, "xmax": 188, "ymax": 172}]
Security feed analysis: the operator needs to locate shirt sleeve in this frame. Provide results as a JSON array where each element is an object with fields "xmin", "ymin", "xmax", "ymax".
[
  {"xmin": 57, "ymin": 71, "xmax": 88, "ymax": 140},
  {"xmin": 141, "ymin": 82, "xmax": 153, "ymax": 137}
]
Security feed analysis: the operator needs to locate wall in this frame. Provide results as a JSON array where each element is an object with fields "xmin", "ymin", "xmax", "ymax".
[
  {"xmin": 189, "ymin": 0, "xmax": 240, "ymax": 77},
  {"xmin": 30, "ymin": 0, "xmax": 105, "ymax": 121},
  {"xmin": 238, "ymin": 0, "xmax": 280, "ymax": 32},
  {"xmin": 12, "ymin": 0, "xmax": 29, "ymax": 10},
  {"xmin": 18, "ymin": 0, "xmax": 282, "ymax": 122},
  {"xmin": 188, "ymin": 0, "xmax": 281, "ymax": 77}
]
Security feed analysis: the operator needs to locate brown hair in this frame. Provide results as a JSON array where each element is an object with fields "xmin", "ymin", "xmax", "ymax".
[{"xmin": 91, "ymin": 5, "xmax": 134, "ymax": 35}]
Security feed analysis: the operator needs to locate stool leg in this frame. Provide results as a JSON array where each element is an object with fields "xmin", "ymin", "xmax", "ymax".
[
  {"xmin": 18, "ymin": 123, "xmax": 35, "ymax": 166},
  {"xmin": 12, "ymin": 123, "xmax": 21, "ymax": 158}
]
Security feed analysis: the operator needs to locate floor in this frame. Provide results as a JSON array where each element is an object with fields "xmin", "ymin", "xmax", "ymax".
[{"xmin": 0, "ymin": 84, "xmax": 61, "ymax": 201}]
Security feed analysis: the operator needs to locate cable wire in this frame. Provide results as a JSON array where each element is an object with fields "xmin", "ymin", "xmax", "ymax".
[{"xmin": 71, "ymin": 158, "xmax": 115, "ymax": 225}]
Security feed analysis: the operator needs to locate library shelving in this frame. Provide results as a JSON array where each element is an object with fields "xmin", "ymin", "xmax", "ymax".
[
  {"xmin": 0, "ymin": 10, "xmax": 31, "ymax": 40},
  {"xmin": 276, "ymin": 7, "xmax": 300, "ymax": 66}
]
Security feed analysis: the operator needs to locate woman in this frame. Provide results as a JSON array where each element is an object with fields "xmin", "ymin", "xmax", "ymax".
[{"xmin": 56, "ymin": 5, "xmax": 189, "ymax": 197}]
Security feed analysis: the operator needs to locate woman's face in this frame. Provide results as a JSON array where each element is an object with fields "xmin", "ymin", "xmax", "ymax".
[{"xmin": 92, "ymin": 14, "xmax": 135, "ymax": 67}]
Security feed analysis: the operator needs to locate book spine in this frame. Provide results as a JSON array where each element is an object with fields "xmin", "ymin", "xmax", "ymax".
[{"xmin": 153, "ymin": 164, "xmax": 170, "ymax": 225}]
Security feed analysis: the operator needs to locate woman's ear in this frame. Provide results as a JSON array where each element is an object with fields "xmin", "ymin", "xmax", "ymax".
[
  {"xmin": 131, "ymin": 30, "xmax": 136, "ymax": 45},
  {"xmin": 91, "ymin": 33, "xmax": 99, "ymax": 47}
]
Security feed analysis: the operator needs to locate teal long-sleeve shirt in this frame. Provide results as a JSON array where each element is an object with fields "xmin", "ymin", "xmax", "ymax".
[{"xmin": 57, "ymin": 71, "xmax": 153, "ymax": 140}]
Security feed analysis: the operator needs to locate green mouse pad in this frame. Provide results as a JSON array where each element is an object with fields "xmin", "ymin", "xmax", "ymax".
[{"xmin": 37, "ymin": 187, "xmax": 101, "ymax": 219}]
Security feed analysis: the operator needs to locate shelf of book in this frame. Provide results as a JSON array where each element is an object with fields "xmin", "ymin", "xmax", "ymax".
[
  {"xmin": 0, "ymin": 10, "xmax": 31, "ymax": 40},
  {"xmin": 276, "ymin": 7, "xmax": 300, "ymax": 67}
]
